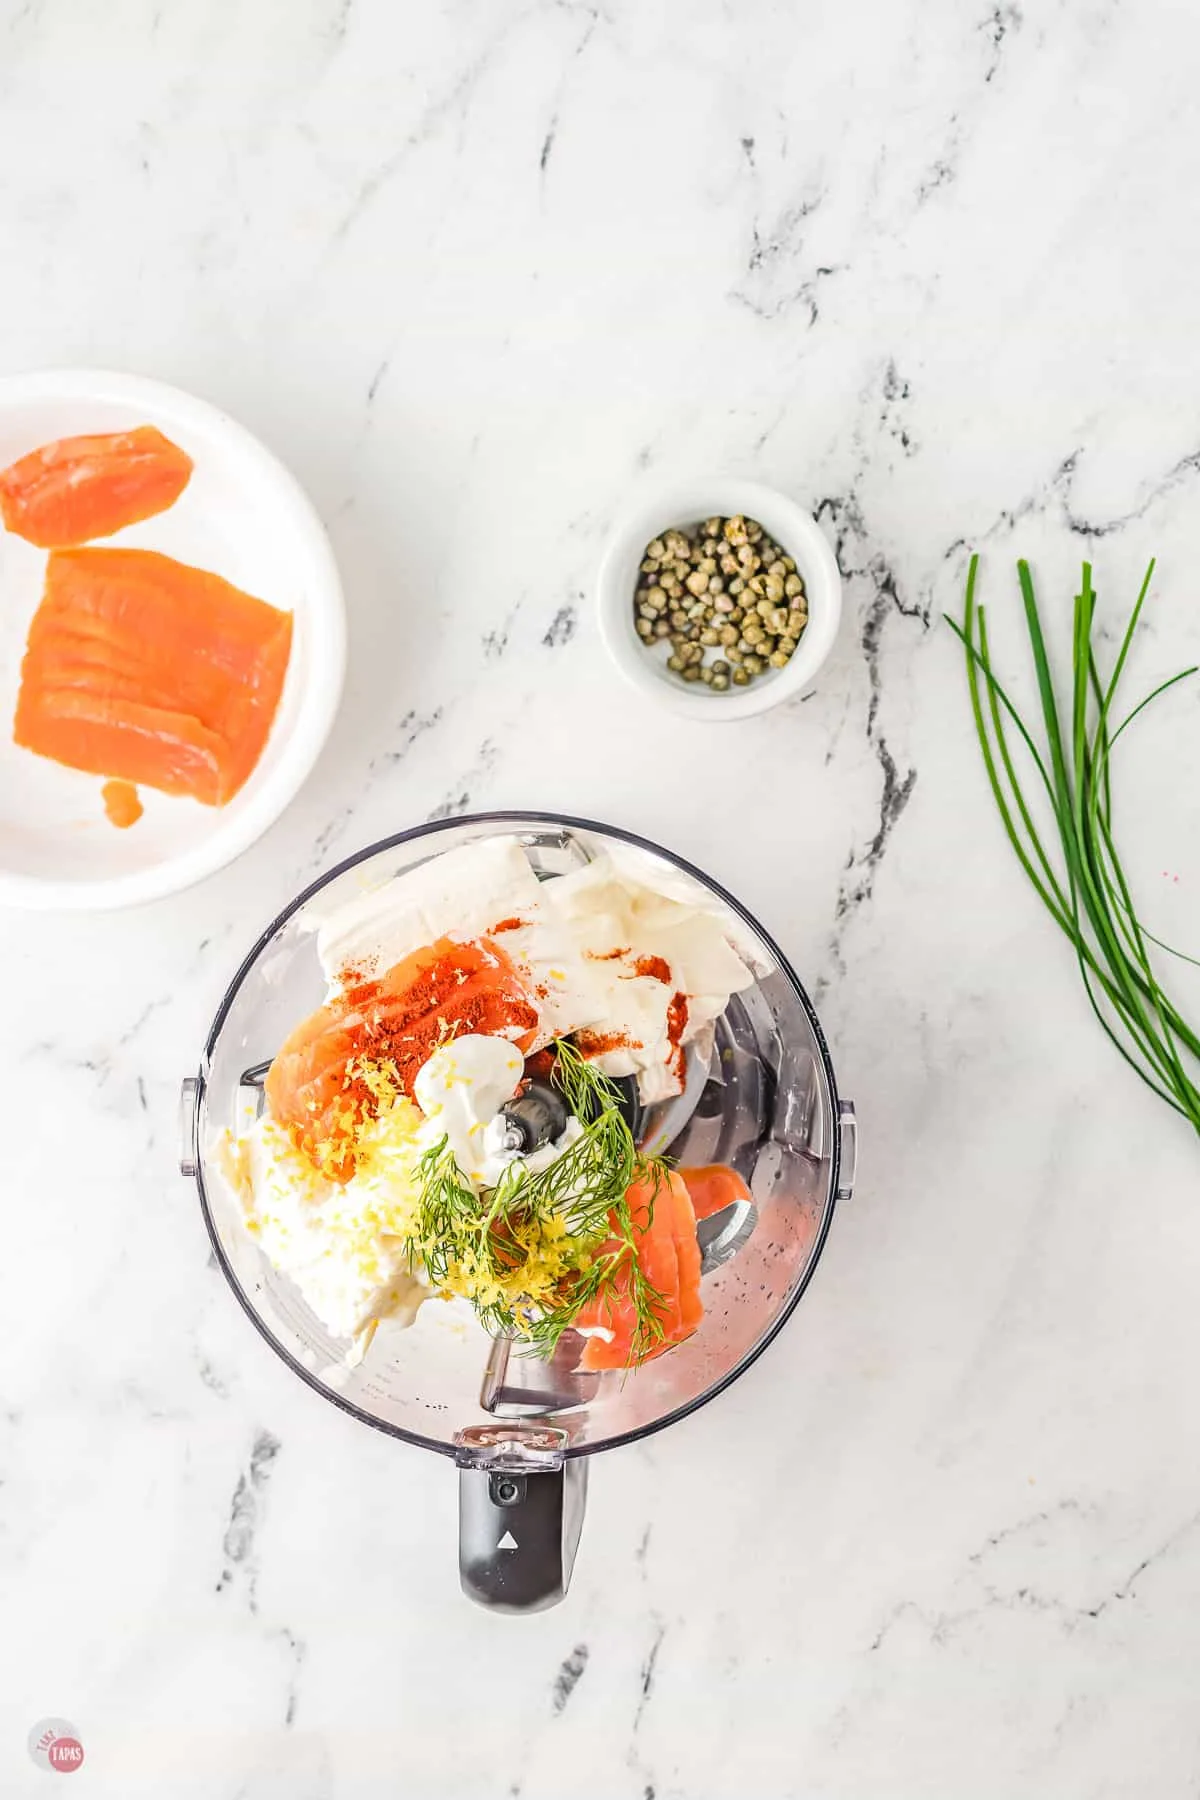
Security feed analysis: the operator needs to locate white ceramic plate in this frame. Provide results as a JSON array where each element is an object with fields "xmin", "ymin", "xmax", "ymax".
[{"xmin": 0, "ymin": 370, "xmax": 345, "ymax": 910}]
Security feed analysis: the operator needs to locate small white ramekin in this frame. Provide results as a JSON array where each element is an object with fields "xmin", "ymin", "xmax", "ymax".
[{"xmin": 597, "ymin": 477, "xmax": 842, "ymax": 721}]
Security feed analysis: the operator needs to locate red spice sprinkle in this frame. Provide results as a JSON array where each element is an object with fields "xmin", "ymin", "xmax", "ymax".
[
  {"xmin": 630, "ymin": 954, "xmax": 671, "ymax": 983},
  {"xmin": 576, "ymin": 1029, "xmax": 643, "ymax": 1057},
  {"xmin": 267, "ymin": 937, "xmax": 538, "ymax": 1182},
  {"xmin": 490, "ymin": 917, "xmax": 525, "ymax": 933},
  {"xmin": 344, "ymin": 977, "xmax": 383, "ymax": 1009},
  {"xmin": 584, "ymin": 946, "xmax": 630, "ymax": 961},
  {"xmin": 665, "ymin": 991, "xmax": 689, "ymax": 1087}
]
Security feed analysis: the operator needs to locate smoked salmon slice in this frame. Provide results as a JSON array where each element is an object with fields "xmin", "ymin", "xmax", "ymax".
[
  {"xmin": 101, "ymin": 779, "xmax": 143, "ymax": 829},
  {"xmin": 13, "ymin": 547, "xmax": 293, "ymax": 806},
  {"xmin": 676, "ymin": 1163, "xmax": 754, "ymax": 1221},
  {"xmin": 0, "ymin": 426, "xmax": 193, "ymax": 547},
  {"xmin": 265, "ymin": 937, "xmax": 539, "ymax": 1180},
  {"xmin": 577, "ymin": 1168, "xmax": 704, "ymax": 1371}
]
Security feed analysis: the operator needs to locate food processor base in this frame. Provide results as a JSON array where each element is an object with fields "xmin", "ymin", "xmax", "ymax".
[{"xmin": 455, "ymin": 1425, "xmax": 588, "ymax": 1611}]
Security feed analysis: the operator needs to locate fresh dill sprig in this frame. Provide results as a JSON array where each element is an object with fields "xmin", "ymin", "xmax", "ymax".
[
  {"xmin": 947, "ymin": 556, "xmax": 1200, "ymax": 1131},
  {"xmin": 410, "ymin": 1040, "xmax": 671, "ymax": 1359}
]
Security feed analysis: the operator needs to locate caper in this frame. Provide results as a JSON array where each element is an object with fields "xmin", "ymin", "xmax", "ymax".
[{"xmin": 634, "ymin": 517, "xmax": 795, "ymax": 687}]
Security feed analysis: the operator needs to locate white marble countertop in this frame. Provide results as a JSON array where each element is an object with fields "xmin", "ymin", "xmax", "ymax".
[{"xmin": 5, "ymin": 2, "xmax": 1200, "ymax": 1795}]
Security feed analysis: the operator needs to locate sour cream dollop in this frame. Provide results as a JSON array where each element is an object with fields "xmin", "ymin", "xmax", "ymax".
[{"xmin": 412, "ymin": 1033, "xmax": 582, "ymax": 1188}]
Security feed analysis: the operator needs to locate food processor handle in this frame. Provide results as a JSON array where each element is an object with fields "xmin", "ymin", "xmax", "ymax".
[{"xmin": 457, "ymin": 1457, "xmax": 588, "ymax": 1612}]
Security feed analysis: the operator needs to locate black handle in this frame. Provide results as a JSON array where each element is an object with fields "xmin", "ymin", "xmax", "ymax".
[{"xmin": 458, "ymin": 1458, "xmax": 588, "ymax": 1612}]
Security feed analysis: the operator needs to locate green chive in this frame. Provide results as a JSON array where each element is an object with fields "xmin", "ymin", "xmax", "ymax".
[{"xmin": 946, "ymin": 558, "xmax": 1200, "ymax": 1133}]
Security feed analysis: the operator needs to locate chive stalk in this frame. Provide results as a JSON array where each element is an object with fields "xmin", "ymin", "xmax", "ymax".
[{"xmin": 946, "ymin": 557, "xmax": 1200, "ymax": 1130}]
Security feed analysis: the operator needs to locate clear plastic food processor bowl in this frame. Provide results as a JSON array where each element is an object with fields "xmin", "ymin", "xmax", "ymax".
[{"xmin": 180, "ymin": 813, "xmax": 856, "ymax": 1610}]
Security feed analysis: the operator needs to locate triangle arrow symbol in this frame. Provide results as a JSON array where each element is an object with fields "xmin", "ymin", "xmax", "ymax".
[{"xmin": 497, "ymin": 1529, "xmax": 519, "ymax": 1551}]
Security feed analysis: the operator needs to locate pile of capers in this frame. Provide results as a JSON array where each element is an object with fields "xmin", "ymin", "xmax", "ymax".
[{"xmin": 633, "ymin": 514, "xmax": 808, "ymax": 690}]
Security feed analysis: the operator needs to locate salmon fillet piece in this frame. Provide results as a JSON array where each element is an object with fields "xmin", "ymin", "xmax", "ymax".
[
  {"xmin": 101, "ymin": 779, "xmax": 143, "ymax": 829},
  {"xmin": 675, "ymin": 1163, "xmax": 753, "ymax": 1221},
  {"xmin": 18, "ymin": 688, "xmax": 228, "ymax": 803},
  {"xmin": 265, "ymin": 937, "xmax": 540, "ymax": 1180},
  {"xmin": 577, "ymin": 1168, "xmax": 703, "ymax": 1370},
  {"xmin": 14, "ymin": 547, "xmax": 293, "ymax": 805},
  {"xmin": 0, "ymin": 426, "xmax": 193, "ymax": 547}
]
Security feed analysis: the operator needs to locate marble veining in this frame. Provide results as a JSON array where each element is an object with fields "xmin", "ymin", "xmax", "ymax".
[{"xmin": 4, "ymin": 0, "xmax": 1200, "ymax": 1795}]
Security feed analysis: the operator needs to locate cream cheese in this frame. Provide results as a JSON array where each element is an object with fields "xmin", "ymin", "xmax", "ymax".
[
  {"xmin": 221, "ymin": 1115, "xmax": 432, "ymax": 1342},
  {"xmin": 310, "ymin": 835, "xmax": 756, "ymax": 1102}
]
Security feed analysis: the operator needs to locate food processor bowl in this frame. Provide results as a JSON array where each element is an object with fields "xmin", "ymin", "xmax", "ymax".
[{"xmin": 180, "ymin": 813, "xmax": 856, "ymax": 1610}]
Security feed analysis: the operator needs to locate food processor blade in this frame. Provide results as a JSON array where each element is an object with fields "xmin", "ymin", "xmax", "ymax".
[{"xmin": 695, "ymin": 1197, "xmax": 759, "ymax": 1274}]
